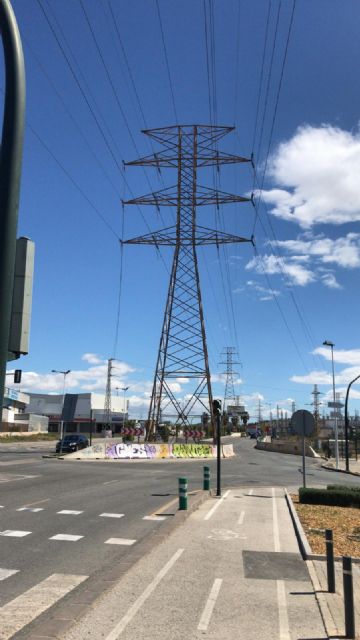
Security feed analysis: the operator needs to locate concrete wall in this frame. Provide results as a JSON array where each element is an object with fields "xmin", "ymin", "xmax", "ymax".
[
  {"xmin": 255, "ymin": 439, "xmax": 320, "ymax": 457},
  {"xmin": 65, "ymin": 441, "xmax": 235, "ymax": 460}
]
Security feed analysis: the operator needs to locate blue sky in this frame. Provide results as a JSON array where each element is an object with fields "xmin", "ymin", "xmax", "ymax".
[{"xmin": 5, "ymin": 0, "xmax": 360, "ymax": 421}]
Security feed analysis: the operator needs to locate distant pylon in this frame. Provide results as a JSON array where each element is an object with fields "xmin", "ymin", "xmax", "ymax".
[
  {"xmin": 219, "ymin": 347, "xmax": 241, "ymax": 410},
  {"xmin": 311, "ymin": 384, "xmax": 322, "ymax": 432},
  {"xmin": 103, "ymin": 358, "xmax": 114, "ymax": 431},
  {"xmin": 123, "ymin": 125, "xmax": 252, "ymax": 440}
]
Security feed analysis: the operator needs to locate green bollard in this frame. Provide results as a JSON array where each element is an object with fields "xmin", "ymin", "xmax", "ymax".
[
  {"xmin": 203, "ymin": 466, "xmax": 210, "ymax": 491},
  {"xmin": 179, "ymin": 477, "xmax": 188, "ymax": 510}
]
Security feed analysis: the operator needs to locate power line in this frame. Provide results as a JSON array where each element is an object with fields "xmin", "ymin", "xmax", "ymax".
[{"xmin": 155, "ymin": 0, "xmax": 178, "ymax": 123}]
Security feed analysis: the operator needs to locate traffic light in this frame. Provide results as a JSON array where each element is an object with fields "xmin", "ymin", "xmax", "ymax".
[
  {"xmin": 212, "ymin": 399, "xmax": 222, "ymax": 416},
  {"xmin": 14, "ymin": 369, "xmax": 22, "ymax": 383}
]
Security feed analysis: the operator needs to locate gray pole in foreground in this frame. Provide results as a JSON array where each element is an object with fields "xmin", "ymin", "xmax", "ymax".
[
  {"xmin": 302, "ymin": 411, "xmax": 306, "ymax": 488},
  {"xmin": 323, "ymin": 340, "xmax": 339, "ymax": 469},
  {"xmin": 0, "ymin": 0, "xmax": 26, "ymax": 422},
  {"xmin": 344, "ymin": 373, "xmax": 360, "ymax": 473},
  {"xmin": 52, "ymin": 369, "xmax": 70, "ymax": 454}
]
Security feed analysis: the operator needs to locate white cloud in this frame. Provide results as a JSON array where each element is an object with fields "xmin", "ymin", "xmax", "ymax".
[
  {"xmin": 246, "ymin": 254, "xmax": 315, "ymax": 286},
  {"xmin": 275, "ymin": 233, "xmax": 360, "ymax": 269},
  {"xmin": 313, "ymin": 347, "xmax": 360, "ymax": 366},
  {"xmin": 81, "ymin": 353, "xmax": 104, "ymax": 365},
  {"xmin": 245, "ymin": 279, "xmax": 281, "ymax": 300},
  {"xmin": 262, "ymin": 124, "xmax": 360, "ymax": 228}
]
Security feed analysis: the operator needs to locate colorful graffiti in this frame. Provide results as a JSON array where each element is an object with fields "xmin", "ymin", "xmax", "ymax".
[
  {"xmin": 172, "ymin": 444, "xmax": 213, "ymax": 458},
  {"xmin": 106, "ymin": 443, "xmax": 157, "ymax": 459}
]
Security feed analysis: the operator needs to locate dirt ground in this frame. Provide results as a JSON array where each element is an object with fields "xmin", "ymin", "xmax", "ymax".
[{"xmin": 291, "ymin": 494, "xmax": 360, "ymax": 557}]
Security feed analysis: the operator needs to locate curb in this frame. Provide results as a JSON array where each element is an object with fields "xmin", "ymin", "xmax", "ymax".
[
  {"xmin": 285, "ymin": 488, "xmax": 360, "ymax": 564},
  {"xmin": 321, "ymin": 462, "xmax": 360, "ymax": 477},
  {"xmin": 13, "ymin": 490, "xmax": 209, "ymax": 640}
]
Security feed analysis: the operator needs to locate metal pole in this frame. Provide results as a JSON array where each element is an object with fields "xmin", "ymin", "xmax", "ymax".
[
  {"xmin": 203, "ymin": 465, "xmax": 210, "ymax": 491},
  {"xmin": 330, "ymin": 345, "xmax": 339, "ymax": 469},
  {"xmin": 302, "ymin": 412, "xmax": 306, "ymax": 488},
  {"xmin": 178, "ymin": 477, "xmax": 188, "ymax": 510},
  {"xmin": 344, "ymin": 374, "xmax": 360, "ymax": 474},
  {"xmin": 0, "ymin": 0, "xmax": 26, "ymax": 423},
  {"xmin": 343, "ymin": 556, "xmax": 355, "ymax": 638},
  {"xmin": 216, "ymin": 412, "xmax": 221, "ymax": 497},
  {"xmin": 325, "ymin": 529, "xmax": 335, "ymax": 593}
]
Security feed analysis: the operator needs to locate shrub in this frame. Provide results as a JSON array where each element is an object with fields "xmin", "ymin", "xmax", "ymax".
[
  {"xmin": 299, "ymin": 487, "xmax": 360, "ymax": 508},
  {"xmin": 327, "ymin": 484, "xmax": 360, "ymax": 493}
]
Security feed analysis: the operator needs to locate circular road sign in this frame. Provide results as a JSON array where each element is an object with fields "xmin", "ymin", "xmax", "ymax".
[{"xmin": 290, "ymin": 410, "xmax": 315, "ymax": 437}]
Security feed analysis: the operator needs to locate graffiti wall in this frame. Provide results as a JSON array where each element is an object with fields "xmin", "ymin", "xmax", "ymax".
[
  {"xmin": 106, "ymin": 443, "xmax": 158, "ymax": 459},
  {"xmin": 172, "ymin": 444, "xmax": 213, "ymax": 458}
]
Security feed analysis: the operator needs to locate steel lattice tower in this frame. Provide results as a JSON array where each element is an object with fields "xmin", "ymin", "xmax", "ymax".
[
  {"xmin": 123, "ymin": 125, "xmax": 252, "ymax": 439},
  {"xmin": 103, "ymin": 358, "xmax": 113, "ymax": 431},
  {"xmin": 220, "ymin": 347, "xmax": 240, "ymax": 410}
]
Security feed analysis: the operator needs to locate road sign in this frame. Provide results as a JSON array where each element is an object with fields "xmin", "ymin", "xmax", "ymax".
[
  {"xmin": 328, "ymin": 401, "xmax": 344, "ymax": 409},
  {"xmin": 290, "ymin": 410, "xmax": 315, "ymax": 437}
]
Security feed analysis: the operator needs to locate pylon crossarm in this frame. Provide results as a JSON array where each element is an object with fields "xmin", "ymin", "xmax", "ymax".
[
  {"xmin": 123, "ymin": 226, "xmax": 252, "ymax": 246},
  {"xmin": 123, "ymin": 185, "xmax": 250, "ymax": 208},
  {"xmin": 125, "ymin": 150, "xmax": 251, "ymax": 168}
]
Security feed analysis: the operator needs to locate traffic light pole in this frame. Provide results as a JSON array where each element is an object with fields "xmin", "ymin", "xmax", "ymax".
[
  {"xmin": 0, "ymin": 0, "xmax": 26, "ymax": 422},
  {"xmin": 216, "ymin": 411, "xmax": 221, "ymax": 496}
]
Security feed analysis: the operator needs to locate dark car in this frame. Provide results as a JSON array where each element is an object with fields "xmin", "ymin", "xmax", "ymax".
[{"xmin": 56, "ymin": 434, "xmax": 89, "ymax": 453}]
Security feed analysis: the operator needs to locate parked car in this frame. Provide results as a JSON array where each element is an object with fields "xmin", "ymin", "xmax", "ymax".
[{"xmin": 56, "ymin": 434, "xmax": 89, "ymax": 453}]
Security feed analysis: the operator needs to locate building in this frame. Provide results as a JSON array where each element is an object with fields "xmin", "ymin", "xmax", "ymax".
[
  {"xmin": 1, "ymin": 386, "xmax": 48, "ymax": 433},
  {"xmin": 27, "ymin": 392, "xmax": 128, "ymax": 435}
]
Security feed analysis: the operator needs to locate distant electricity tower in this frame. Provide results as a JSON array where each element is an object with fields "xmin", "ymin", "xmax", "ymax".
[
  {"xmin": 219, "ymin": 347, "xmax": 241, "ymax": 410},
  {"xmin": 123, "ymin": 125, "xmax": 252, "ymax": 439}
]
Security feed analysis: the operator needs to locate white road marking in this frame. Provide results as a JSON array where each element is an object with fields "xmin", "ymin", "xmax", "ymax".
[
  {"xmin": 50, "ymin": 534, "xmax": 83, "ymax": 541},
  {"xmin": 105, "ymin": 538, "xmax": 136, "ymax": 545},
  {"xmin": 277, "ymin": 580, "xmax": 290, "ymax": 639},
  {"xmin": 0, "ymin": 530, "xmax": 31, "ymax": 538},
  {"xmin": 204, "ymin": 490, "xmax": 231, "ymax": 521},
  {"xmin": 248, "ymin": 489, "xmax": 253, "ymax": 495},
  {"xmin": 143, "ymin": 515, "xmax": 166, "ymax": 521},
  {"xmin": 0, "ymin": 569, "xmax": 19, "ymax": 581},
  {"xmin": 21, "ymin": 498, "xmax": 50, "ymax": 508},
  {"xmin": 272, "ymin": 487, "xmax": 280, "ymax": 552},
  {"xmin": 238, "ymin": 510, "xmax": 245, "ymax": 525},
  {"xmin": 103, "ymin": 479, "xmax": 121, "ymax": 485},
  {"xmin": 16, "ymin": 507, "xmax": 43, "ymax": 513},
  {"xmin": 99, "ymin": 513, "xmax": 124, "ymax": 518},
  {"xmin": 104, "ymin": 548, "xmax": 184, "ymax": 639},
  {"xmin": 197, "ymin": 578, "xmax": 223, "ymax": 631},
  {"xmin": 57, "ymin": 510, "xmax": 83, "ymax": 515},
  {"xmin": 0, "ymin": 573, "xmax": 87, "ymax": 639}
]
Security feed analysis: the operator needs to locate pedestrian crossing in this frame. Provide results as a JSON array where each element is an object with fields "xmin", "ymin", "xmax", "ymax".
[{"xmin": 0, "ymin": 573, "xmax": 88, "ymax": 640}]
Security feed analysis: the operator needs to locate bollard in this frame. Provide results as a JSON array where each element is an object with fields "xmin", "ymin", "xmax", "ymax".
[
  {"xmin": 343, "ymin": 556, "xmax": 355, "ymax": 639},
  {"xmin": 179, "ymin": 477, "xmax": 188, "ymax": 510},
  {"xmin": 325, "ymin": 529, "xmax": 335, "ymax": 593},
  {"xmin": 203, "ymin": 466, "xmax": 210, "ymax": 491}
]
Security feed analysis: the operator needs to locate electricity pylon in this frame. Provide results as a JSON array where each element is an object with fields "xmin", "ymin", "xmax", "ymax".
[
  {"xmin": 103, "ymin": 358, "xmax": 114, "ymax": 431},
  {"xmin": 123, "ymin": 125, "xmax": 252, "ymax": 439},
  {"xmin": 219, "ymin": 347, "xmax": 240, "ymax": 410}
]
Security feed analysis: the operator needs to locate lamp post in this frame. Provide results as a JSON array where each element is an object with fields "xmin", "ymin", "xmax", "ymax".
[
  {"xmin": 323, "ymin": 341, "xmax": 339, "ymax": 469},
  {"xmin": 121, "ymin": 386, "xmax": 129, "ymax": 434},
  {"xmin": 52, "ymin": 369, "xmax": 71, "ymax": 449},
  {"xmin": 344, "ymin": 373, "xmax": 360, "ymax": 473}
]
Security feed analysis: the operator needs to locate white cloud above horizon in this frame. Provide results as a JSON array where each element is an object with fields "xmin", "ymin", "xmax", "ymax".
[{"xmin": 261, "ymin": 124, "xmax": 360, "ymax": 228}]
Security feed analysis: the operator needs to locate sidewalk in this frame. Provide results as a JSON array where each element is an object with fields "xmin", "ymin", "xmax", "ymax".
[
  {"xmin": 308, "ymin": 558, "xmax": 360, "ymax": 639},
  {"xmin": 59, "ymin": 488, "xmax": 329, "ymax": 640},
  {"xmin": 322, "ymin": 457, "xmax": 360, "ymax": 475}
]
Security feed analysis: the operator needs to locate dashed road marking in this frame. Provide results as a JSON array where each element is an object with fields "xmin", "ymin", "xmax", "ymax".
[
  {"xmin": 204, "ymin": 490, "xmax": 231, "ymax": 521},
  {"xmin": 57, "ymin": 510, "xmax": 83, "ymax": 515},
  {"xmin": 0, "ymin": 573, "xmax": 87, "ymax": 639},
  {"xmin": 238, "ymin": 510, "xmax": 245, "ymax": 525},
  {"xmin": 198, "ymin": 578, "xmax": 223, "ymax": 631},
  {"xmin": 105, "ymin": 538, "xmax": 136, "ymax": 545},
  {"xmin": 0, "ymin": 530, "xmax": 32, "ymax": 538},
  {"xmin": 0, "ymin": 568, "xmax": 19, "ymax": 581},
  {"xmin": 99, "ymin": 513, "xmax": 124, "ymax": 518},
  {"xmin": 17, "ymin": 507, "xmax": 44, "ymax": 513},
  {"xmin": 143, "ymin": 515, "xmax": 167, "ymax": 521},
  {"xmin": 49, "ymin": 534, "xmax": 84, "ymax": 542}
]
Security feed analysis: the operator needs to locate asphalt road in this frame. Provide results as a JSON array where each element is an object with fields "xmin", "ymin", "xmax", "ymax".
[{"xmin": 0, "ymin": 437, "xmax": 359, "ymax": 638}]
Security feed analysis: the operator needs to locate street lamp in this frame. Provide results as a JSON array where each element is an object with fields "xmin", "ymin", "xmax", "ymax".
[
  {"xmin": 323, "ymin": 341, "xmax": 339, "ymax": 469},
  {"xmin": 121, "ymin": 386, "xmax": 129, "ymax": 434},
  {"xmin": 51, "ymin": 369, "xmax": 71, "ymax": 449},
  {"xmin": 344, "ymin": 373, "xmax": 360, "ymax": 473}
]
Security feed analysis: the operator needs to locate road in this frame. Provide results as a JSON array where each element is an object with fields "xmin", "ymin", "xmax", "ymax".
[{"xmin": 0, "ymin": 437, "xmax": 359, "ymax": 638}]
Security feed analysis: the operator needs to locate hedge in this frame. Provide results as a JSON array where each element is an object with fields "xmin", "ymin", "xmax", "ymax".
[
  {"xmin": 299, "ymin": 487, "xmax": 360, "ymax": 508},
  {"xmin": 327, "ymin": 484, "xmax": 360, "ymax": 493}
]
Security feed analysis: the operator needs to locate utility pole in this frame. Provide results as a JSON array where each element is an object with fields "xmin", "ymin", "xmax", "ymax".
[
  {"xmin": 123, "ymin": 125, "xmax": 252, "ymax": 440},
  {"xmin": 103, "ymin": 358, "xmax": 114, "ymax": 433},
  {"xmin": 0, "ymin": 0, "xmax": 26, "ymax": 422},
  {"xmin": 311, "ymin": 384, "xmax": 322, "ymax": 434}
]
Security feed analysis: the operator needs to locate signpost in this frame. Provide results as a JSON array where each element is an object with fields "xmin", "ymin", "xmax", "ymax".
[{"xmin": 290, "ymin": 410, "xmax": 315, "ymax": 488}]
